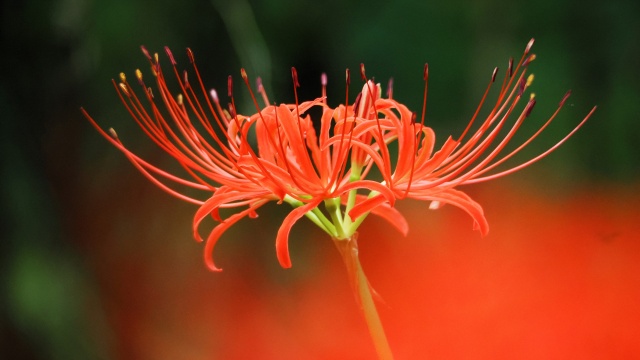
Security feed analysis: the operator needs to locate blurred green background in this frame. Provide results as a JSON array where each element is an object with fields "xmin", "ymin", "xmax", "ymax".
[{"xmin": 1, "ymin": 0, "xmax": 638, "ymax": 358}]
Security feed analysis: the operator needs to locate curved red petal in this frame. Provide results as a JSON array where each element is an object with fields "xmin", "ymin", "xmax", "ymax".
[
  {"xmin": 203, "ymin": 200, "xmax": 268, "ymax": 271},
  {"xmin": 193, "ymin": 187, "xmax": 271, "ymax": 242},
  {"xmin": 343, "ymin": 194, "xmax": 409, "ymax": 236},
  {"xmin": 413, "ymin": 188, "xmax": 489, "ymax": 236},
  {"xmin": 275, "ymin": 198, "xmax": 323, "ymax": 268}
]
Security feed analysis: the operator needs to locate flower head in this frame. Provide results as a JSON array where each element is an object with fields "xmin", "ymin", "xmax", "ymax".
[{"xmin": 83, "ymin": 39, "xmax": 595, "ymax": 271}]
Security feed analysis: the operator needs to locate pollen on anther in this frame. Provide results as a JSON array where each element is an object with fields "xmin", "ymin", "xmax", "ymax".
[
  {"xmin": 523, "ymin": 54, "xmax": 535, "ymax": 67},
  {"xmin": 241, "ymin": 68, "xmax": 248, "ymax": 80},
  {"xmin": 108, "ymin": 128, "xmax": 118, "ymax": 138},
  {"xmin": 119, "ymin": 72, "xmax": 126, "ymax": 82},
  {"xmin": 135, "ymin": 69, "xmax": 143, "ymax": 82},
  {"xmin": 526, "ymin": 74, "xmax": 534, "ymax": 87},
  {"xmin": 118, "ymin": 83, "xmax": 130, "ymax": 97},
  {"xmin": 177, "ymin": 94, "xmax": 183, "ymax": 106}
]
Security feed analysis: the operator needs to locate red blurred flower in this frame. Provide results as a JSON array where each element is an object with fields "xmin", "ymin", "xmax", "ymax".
[{"xmin": 83, "ymin": 39, "xmax": 595, "ymax": 272}]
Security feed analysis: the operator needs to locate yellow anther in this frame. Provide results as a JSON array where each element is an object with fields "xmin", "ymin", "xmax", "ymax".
[
  {"xmin": 530, "ymin": 92, "xmax": 536, "ymax": 100},
  {"xmin": 118, "ymin": 83, "xmax": 130, "ymax": 97},
  {"xmin": 119, "ymin": 72, "xmax": 126, "ymax": 82},
  {"xmin": 135, "ymin": 69, "xmax": 143, "ymax": 81},
  {"xmin": 154, "ymin": 53, "xmax": 159, "ymax": 63},
  {"xmin": 177, "ymin": 94, "xmax": 183, "ymax": 105},
  {"xmin": 526, "ymin": 74, "xmax": 534, "ymax": 87},
  {"xmin": 108, "ymin": 128, "xmax": 118, "ymax": 138}
]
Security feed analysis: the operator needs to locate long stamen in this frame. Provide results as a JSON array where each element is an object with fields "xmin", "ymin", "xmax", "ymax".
[
  {"xmin": 334, "ymin": 68, "xmax": 355, "ymax": 185},
  {"xmin": 156, "ymin": 50, "xmax": 238, "ymax": 176},
  {"xmin": 81, "ymin": 109, "xmax": 209, "ymax": 203},
  {"xmin": 455, "ymin": 67, "xmax": 498, "ymax": 144},
  {"xmin": 436, "ymin": 60, "xmax": 529, "ymax": 176},
  {"xmin": 118, "ymin": 70, "xmax": 224, "ymax": 183},
  {"xmin": 227, "ymin": 75, "xmax": 288, "ymax": 198},
  {"xmin": 241, "ymin": 69, "xmax": 292, "ymax": 171},
  {"xmin": 465, "ymin": 92, "xmax": 593, "ymax": 183},
  {"xmin": 321, "ymin": 73, "xmax": 327, "ymax": 105},
  {"xmin": 240, "ymin": 69, "xmax": 268, "ymax": 123},
  {"xmin": 185, "ymin": 48, "xmax": 238, "ymax": 143},
  {"xmin": 402, "ymin": 63, "xmax": 430, "ymax": 195},
  {"xmin": 419, "ymin": 63, "xmax": 428, "ymax": 127},
  {"xmin": 360, "ymin": 64, "xmax": 392, "ymax": 186},
  {"xmin": 428, "ymin": 66, "xmax": 539, "ymax": 188},
  {"xmin": 290, "ymin": 67, "xmax": 320, "ymax": 184},
  {"xmin": 256, "ymin": 77, "xmax": 270, "ymax": 106},
  {"xmin": 413, "ymin": 63, "xmax": 429, "ymax": 151},
  {"xmin": 403, "ymin": 111, "xmax": 419, "ymax": 197}
]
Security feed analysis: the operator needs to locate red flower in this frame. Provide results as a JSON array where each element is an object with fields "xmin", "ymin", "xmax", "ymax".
[
  {"xmin": 347, "ymin": 39, "xmax": 596, "ymax": 236},
  {"xmin": 83, "ymin": 39, "xmax": 595, "ymax": 272}
]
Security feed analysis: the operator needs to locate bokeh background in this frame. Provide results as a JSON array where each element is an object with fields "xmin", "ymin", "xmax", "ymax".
[{"xmin": 1, "ymin": 0, "xmax": 639, "ymax": 358}]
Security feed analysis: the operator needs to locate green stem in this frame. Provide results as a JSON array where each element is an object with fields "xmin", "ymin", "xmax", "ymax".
[
  {"xmin": 284, "ymin": 195, "xmax": 337, "ymax": 237},
  {"xmin": 334, "ymin": 237, "xmax": 394, "ymax": 360},
  {"xmin": 325, "ymin": 198, "xmax": 346, "ymax": 239},
  {"xmin": 343, "ymin": 164, "xmax": 363, "ymax": 230}
]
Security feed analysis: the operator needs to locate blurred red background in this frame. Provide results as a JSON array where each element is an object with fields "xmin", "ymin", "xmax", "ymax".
[{"xmin": 79, "ymin": 179, "xmax": 640, "ymax": 359}]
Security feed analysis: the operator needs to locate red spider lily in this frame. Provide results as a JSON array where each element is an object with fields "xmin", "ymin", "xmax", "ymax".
[
  {"xmin": 82, "ymin": 47, "xmax": 403, "ymax": 271},
  {"xmin": 345, "ymin": 39, "xmax": 596, "ymax": 234},
  {"xmin": 82, "ymin": 39, "xmax": 595, "ymax": 273}
]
